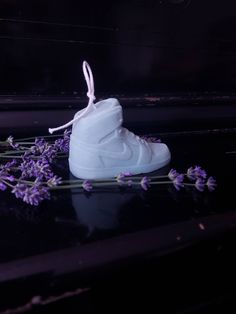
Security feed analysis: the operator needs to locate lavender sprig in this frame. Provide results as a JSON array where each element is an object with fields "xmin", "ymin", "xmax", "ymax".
[{"xmin": 0, "ymin": 132, "xmax": 69, "ymax": 205}]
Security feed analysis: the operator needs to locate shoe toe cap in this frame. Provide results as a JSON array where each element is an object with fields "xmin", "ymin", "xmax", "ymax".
[{"xmin": 149, "ymin": 142, "xmax": 171, "ymax": 164}]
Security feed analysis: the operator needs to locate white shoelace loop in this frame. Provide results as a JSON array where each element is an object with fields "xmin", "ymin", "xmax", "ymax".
[
  {"xmin": 48, "ymin": 61, "xmax": 96, "ymax": 134},
  {"xmin": 83, "ymin": 61, "xmax": 96, "ymax": 103}
]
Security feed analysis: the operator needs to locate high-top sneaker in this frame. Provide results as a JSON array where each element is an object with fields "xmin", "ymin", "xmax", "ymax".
[{"xmin": 49, "ymin": 61, "xmax": 171, "ymax": 179}]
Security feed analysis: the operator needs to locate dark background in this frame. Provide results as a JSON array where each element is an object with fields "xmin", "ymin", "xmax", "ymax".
[
  {"xmin": 1, "ymin": 2, "xmax": 236, "ymax": 313},
  {"xmin": 0, "ymin": 0, "xmax": 236, "ymax": 95}
]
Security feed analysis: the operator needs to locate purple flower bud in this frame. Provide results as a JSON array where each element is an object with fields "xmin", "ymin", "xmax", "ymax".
[
  {"xmin": 12, "ymin": 183, "xmax": 27, "ymax": 199},
  {"xmin": 47, "ymin": 175, "xmax": 62, "ymax": 187},
  {"xmin": 22, "ymin": 150, "xmax": 32, "ymax": 161},
  {"xmin": 0, "ymin": 182, "xmax": 7, "ymax": 191},
  {"xmin": 140, "ymin": 176, "xmax": 151, "ymax": 191},
  {"xmin": 54, "ymin": 129, "xmax": 71, "ymax": 153},
  {"xmin": 195, "ymin": 178, "xmax": 205, "ymax": 192},
  {"xmin": 116, "ymin": 172, "xmax": 133, "ymax": 185},
  {"xmin": 12, "ymin": 183, "xmax": 50, "ymax": 205},
  {"xmin": 187, "ymin": 167, "xmax": 196, "ymax": 180},
  {"xmin": 168, "ymin": 169, "xmax": 179, "ymax": 181},
  {"xmin": 6, "ymin": 136, "xmax": 20, "ymax": 149},
  {"xmin": 116, "ymin": 173, "xmax": 125, "ymax": 184},
  {"xmin": 0, "ymin": 164, "xmax": 15, "ymax": 183},
  {"xmin": 0, "ymin": 159, "xmax": 17, "ymax": 171},
  {"xmin": 206, "ymin": 176, "xmax": 217, "ymax": 192},
  {"xmin": 187, "ymin": 166, "xmax": 207, "ymax": 180},
  {"xmin": 42, "ymin": 145, "xmax": 57, "ymax": 163},
  {"xmin": 6, "ymin": 175, "xmax": 14, "ymax": 182},
  {"xmin": 23, "ymin": 185, "xmax": 50, "ymax": 206},
  {"xmin": 34, "ymin": 138, "xmax": 46, "ymax": 153},
  {"xmin": 37, "ymin": 160, "xmax": 53, "ymax": 179},
  {"xmin": 20, "ymin": 159, "xmax": 54, "ymax": 180},
  {"xmin": 173, "ymin": 174, "xmax": 184, "ymax": 191},
  {"xmin": 194, "ymin": 166, "xmax": 207, "ymax": 179},
  {"xmin": 82, "ymin": 180, "xmax": 93, "ymax": 192}
]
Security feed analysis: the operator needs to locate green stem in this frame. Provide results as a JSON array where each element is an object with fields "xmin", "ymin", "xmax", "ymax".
[
  {"xmin": 9, "ymin": 167, "xmax": 19, "ymax": 171},
  {"xmin": 0, "ymin": 154, "xmax": 68, "ymax": 160},
  {"xmin": 60, "ymin": 178, "xmax": 120, "ymax": 183},
  {"xmin": 13, "ymin": 142, "xmax": 35, "ymax": 145},
  {"xmin": 60, "ymin": 175, "xmax": 170, "ymax": 184},
  {"xmin": 184, "ymin": 183, "xmax": 200, "ymax": 187},
  {"xmin": 1, "ymin": 179, "xmax": 14, "ymax": 188},
  {"xmin": 51, "ymin": 182, "xmax": 125, "ymax": 190},
  {"xmin": 50, "ymin": 180, "xmax": 176, "ymax": 190},
  {"xmin": 15, "ymin": 134, "xmax": 64, "ymax": 142},
  {"xmin": 150, "ymin": 181, "xmax": 174, "ymax": 185},
  {"xmin": 122, "ymin": 175, "xmax": 169, "ymax": 180},
  {"xmin": 18, "ymin": 146, "xmax": 31, "ymax": 150},
  {"xmin": 0, "ymin": 155, "xmax": 24, "ymax": 159},
  {"xmin": 50, "ymin": 184, "xmax": 82, "ymax": 190},
  {"xmin": 61, "ymin": 179, "xmax": 85, "ymax": 183},
  {"xmin": 0, "ymin": 150, "xmax": 29, "ymax": 155},
  {"xmin": 14, "ymin": 178, "xmax": 35, "ymax": 185}
]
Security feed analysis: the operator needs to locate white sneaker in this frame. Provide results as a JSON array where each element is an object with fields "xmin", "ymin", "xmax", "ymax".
[{"xmin": 49, "ymin": 61, "xmax": 171, "ymax": 179}]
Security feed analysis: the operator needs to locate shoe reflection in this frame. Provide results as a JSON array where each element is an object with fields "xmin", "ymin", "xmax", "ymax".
[
  {"xmin": 71, "ymin": 188, "xmax": 134, "ymax": 234},
  {"xmin": 70, "ymin": 166, "xmax": 171, "ymax": 235}
]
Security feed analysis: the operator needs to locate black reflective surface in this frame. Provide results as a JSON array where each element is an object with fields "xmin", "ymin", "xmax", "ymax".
[
  {"xmin": 0, "ymin": 128, "xmax": 235, "ymax": 265},
  {"xmin": 1, "ymin": 0, "xmax": 236, "ymax": 94}
]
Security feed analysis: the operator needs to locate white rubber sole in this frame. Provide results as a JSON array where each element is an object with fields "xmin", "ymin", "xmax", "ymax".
[{"xmin": 69, "ymin": 150, "xmax": 171, "ymax": 179}]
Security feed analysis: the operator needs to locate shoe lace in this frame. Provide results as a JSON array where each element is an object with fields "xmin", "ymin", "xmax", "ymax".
[
  {"xmin": 48, "ymin": 61, "xmax": 96, "ymax": 134},
  {"xmin": 121, "ymin": 128, "xmax": 146, "ymax": 144}
]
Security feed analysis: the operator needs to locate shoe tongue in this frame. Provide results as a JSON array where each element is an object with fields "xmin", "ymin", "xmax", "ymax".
[{"xmin": 94, "ymin": 98, "xmax": 120, "ymax": 110}]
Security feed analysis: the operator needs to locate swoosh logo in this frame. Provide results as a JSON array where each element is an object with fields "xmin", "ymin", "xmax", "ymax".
[
  {"xmin": 71, "ymin": 139, "xmax": 133, "ymax": 161},
  {"xmin": 98, "ymin": 142, "xmax": 133, "ymax": 160}
]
